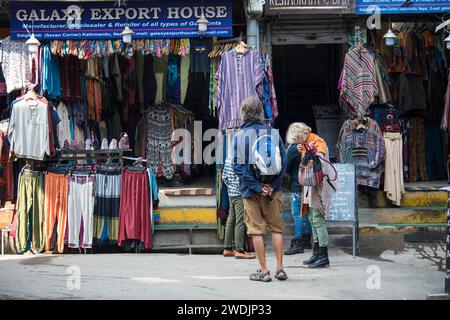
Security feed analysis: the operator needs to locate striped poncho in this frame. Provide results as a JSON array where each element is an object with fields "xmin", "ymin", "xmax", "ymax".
[{"xmin": 339, "ymin": 47, "xmax": 378, "ymax": 117}]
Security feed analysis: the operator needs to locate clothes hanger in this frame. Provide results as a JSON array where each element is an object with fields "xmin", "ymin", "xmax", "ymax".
[
  {"xmin": 22, "ymin": 84, "xmax": 39, "ymax": 101},
  {"xmin": 126, "ymin": 157, "xmax": 147, "ymax": 172},
  {"xmin": 235, "ymin": 41, "xmax": 247, "ymax": 54}
]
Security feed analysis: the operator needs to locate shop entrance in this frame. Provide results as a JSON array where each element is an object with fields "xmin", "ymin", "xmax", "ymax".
[{"xmin": 272, "ymin": 44, "xmax": 343, "ymax": 157}]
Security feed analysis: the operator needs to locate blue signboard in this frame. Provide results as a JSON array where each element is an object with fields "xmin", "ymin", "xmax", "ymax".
[
  {"xmin": 10, "ymin": 0, "xmax": 233, "ymax": 40},
  {"xmin": 356, "ymin": 0, "xmax": 450, "ymax": 14}
]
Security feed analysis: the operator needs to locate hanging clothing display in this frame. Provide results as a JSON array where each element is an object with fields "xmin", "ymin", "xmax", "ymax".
[
  {"xmin": 56, "ymin": 102, "xmax": 72, "ymax": 148},
  {"xmin": 60, "ymin": 54, "xmax": 82, "ymax": 102},
  {"xmin": 0, "ymin": 36, "xmax": 32, "ymax": 93},
  {"xmin": 68, "ymin": 173, "xmax": 95, "ymax": 249},
  {"xmin": 383, "ymin": 132, "xmax": 404, "ymax": 206},
  {"xmin": 166, "ymin": 54, "xmax": 181, "ymax": 105},
  {"xmin": 441, "ymin": 71, "xmax": 450, "ymax": 131},
  {"xmin": 398, "ymin": 73, "xmax": 427, "ymax": 114},
  {"xmin": 339, "ymin": 46, "xmax": 378, "ymax": 117},
  {"xmin": 337, "ymin": 118, "xmax": 386, "ymax": 188},
  {"xmin": 425, "ymin": 120, "xmax": 446, "ymax": 181},
  {"xmin": 142, "ymin": 54, "xmax": 157, "ymax": 112},
  {"xmin": 16, "ymin": 170, "xmax": 45, "ymax": 253},
  {"xmin": 190, "ymin": 38, "xmax": 213, "ymax": 73},
  {"xmin": 118, "ymin": 168, "xmax": 152, "ymax": 250},
  {"xmin": 44, "ymin": 172, "xmax": 68, "ymax": 253},
  {"xmin": 146, "ymin": 104, "xmax": 174, "ymax": 180},
  {"xmin": 8, "ymin": 96, "xmax": 51, "ymax": 160},
  {"xmin": 42, "ymin": 44, "xmax": 62, "ymax": 100},
  {"xmin": 260, "ymin": 53, "xmax": 279, "ymax": 122},
  {"xmin": 50, "ymin": 39, "xmax": 190, "ymax": 59},
  {"xmin": 215, "ymin": 48, "xmax": 265, "ymax": 131},
  {"xmin": 407, "ymin": 117, "xmax": 428, "ymax": 182},
  {"xmin": 93, "ymin": 168, "xmax": 121, "ymax": 245}
]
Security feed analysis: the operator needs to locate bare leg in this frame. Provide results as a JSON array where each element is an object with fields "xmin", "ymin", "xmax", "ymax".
[
  {"xmin": 252, "ymin": 235, "xmax": 268, "ymax": 273},
  {"xmin": 271, "ymin": 232, "xmax": 284, "ymax": 270}
]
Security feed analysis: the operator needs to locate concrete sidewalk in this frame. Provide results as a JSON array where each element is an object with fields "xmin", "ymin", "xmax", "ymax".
[{"xmin": 0, "ymin": 235, "xmax": 446, "ymax": 300}]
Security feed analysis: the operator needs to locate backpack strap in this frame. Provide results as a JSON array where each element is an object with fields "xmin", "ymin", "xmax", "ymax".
[{"xmin": 317, "ymin": 156, "xmax": 338, "ymax": 181}]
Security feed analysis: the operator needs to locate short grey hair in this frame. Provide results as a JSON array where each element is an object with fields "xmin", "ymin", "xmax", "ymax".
[{"xmin": 240, "ymin": 96, "xmax": 264, "ymax": 123}]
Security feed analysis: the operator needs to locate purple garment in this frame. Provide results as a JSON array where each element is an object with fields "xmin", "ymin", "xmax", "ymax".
[{"xmin": 215, "ymin": 49, "xmax": 265, "ymax": 131}]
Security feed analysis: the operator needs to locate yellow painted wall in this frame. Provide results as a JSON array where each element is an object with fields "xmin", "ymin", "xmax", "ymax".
[{"xmin": 159, "ymin": 208, "xmax": 216, "ymax": 224}]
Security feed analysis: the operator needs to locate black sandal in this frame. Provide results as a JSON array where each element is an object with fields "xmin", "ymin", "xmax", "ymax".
[{"xmin": 275, "ymin": 268, "xmax": 288, "ymax": 281}]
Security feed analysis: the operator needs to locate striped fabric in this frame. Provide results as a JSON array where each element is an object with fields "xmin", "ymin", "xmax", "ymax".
[
  {"xmin": 215, "ymin": 48, "xmax": 265, "ymax": 131},
  {"xmin": 93, "ymin": 170, "xmax": 122, "ymax": 244},
  {"xmin": 337, "ymin": 118, "xmax": 385, "ymax": 188},
  {"xmin": 340, "ymin": 47, "xmax": 378, "ymax": 117}
]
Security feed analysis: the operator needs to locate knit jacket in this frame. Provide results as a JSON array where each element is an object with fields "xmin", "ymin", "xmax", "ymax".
[{"xmin": 337, "ymin": 118, "xmax": 386, "ymax": 189}]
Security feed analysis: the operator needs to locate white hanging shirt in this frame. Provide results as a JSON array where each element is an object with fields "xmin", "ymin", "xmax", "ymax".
[
  {"xmin": 8, "ymin": 98, "xmax": 50, "ymax": 160},
  {"xmin": 0, "ymin": 37, "xmax": 32, "ymax": 93}
]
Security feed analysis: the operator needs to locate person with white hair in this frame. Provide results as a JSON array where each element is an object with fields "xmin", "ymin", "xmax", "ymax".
[
  {"xmin": 284, "ymin": 123, "xmax": 313, "ymax": 255},
  {"xmin": 285, "ymin": 122, "xmax": 333, "ymax": 269}
]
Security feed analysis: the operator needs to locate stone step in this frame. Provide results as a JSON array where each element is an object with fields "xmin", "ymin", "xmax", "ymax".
[
  {"xmin": 358, "ymin": 207, "xmax": 447, "ymax": 224},
  {"xmin": 157, "ymin": 207, "xmax": 217, "ymax": 224},
  {"xmin": 150, "ymin": 244, "xmax": 223, "ymax": 254},
  {"xmin": 369, "ymin": 190, "xmax": 448, "ymax": 208},
  {"xmin": 283, "ymin": 222, "xmax": 447, "ymax": 236},
  {"xmin": 158, "ymin": 194, "xmax": 216, "ymax": 208},
  {"xmin": 152, "ymin": 223, "xmax": 222, "ymax": 253}
]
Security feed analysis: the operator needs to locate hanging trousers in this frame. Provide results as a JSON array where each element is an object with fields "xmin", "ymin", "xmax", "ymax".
[
  {"xmin": 16, "ymin": 171, "xmax": 45, "ymax": 253},
  {"xmin": 44, "ymin": 172, "xmax": 68, "ymax": 253},
  {"xmin": 118, "ymin": 169, "xmax": 152, "ymax": 250},
  {"xmin": 68, "ymin": 174, "xmax": 95, "ymax": 249},
  {"xmin": 384, "ymin": 132, "xmax": 405, "ymax": 206},
  {"xmin": 409, "ymin": 118, "xmax": 428, "ymax": 182},
  {"xmin": 93, "ymin": 170, "xmax": 121, "ymax": 244},
  {"xmin": 425, "ymin": 121, "xmax": 446, "ymax": 180}
]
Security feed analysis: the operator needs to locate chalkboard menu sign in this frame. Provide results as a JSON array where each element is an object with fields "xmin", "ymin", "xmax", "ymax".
[{"xmin": 329, "ymin": 163, "xmax": 356, "ymax": 222}]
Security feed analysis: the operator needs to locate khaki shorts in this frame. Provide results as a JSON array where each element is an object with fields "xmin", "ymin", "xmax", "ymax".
[{"xmin": 243, "ymin": 191, "xmax": 284, "ymax": 236}]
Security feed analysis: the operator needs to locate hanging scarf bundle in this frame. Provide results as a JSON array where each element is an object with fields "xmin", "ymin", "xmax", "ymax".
[{"xmin": 49, "ymin": 38, "xmax": 191, "ymax": 59}]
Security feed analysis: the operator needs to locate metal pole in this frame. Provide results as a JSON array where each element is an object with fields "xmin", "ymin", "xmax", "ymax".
[
  {"xmin": 1, "ymin": 229, "xmax": 4, "ymax": 255},
  {"xmin": 439, "ymin": 187, "xmax": 450, "ymax": 295},
  {"xmin": 247, "ymin": 18, "xmax": 259, "ymax": 49},
  {"xmin": 446, "ymin": 191, "xmax": 450, "ymax": 294},
  {"xmin": 352, "ymin": 224, "xmax": 356, "ymax": 258}
]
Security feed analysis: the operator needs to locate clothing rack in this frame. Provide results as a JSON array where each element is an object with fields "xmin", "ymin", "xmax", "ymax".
[
  {"xmin": 215, "ymin": 33, "xmax": 245, "ymax": 45},
  {"xmin": 123, "ymin": 156, "xmax": 148, "ymax": 163}
]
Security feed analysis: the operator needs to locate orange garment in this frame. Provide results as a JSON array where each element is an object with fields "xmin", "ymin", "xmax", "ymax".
[
  {"xmin": 300, "ymin": 133, "xmax": 327, "ymax": 216},
  {"xmin": 86, "ymin": 58, "xmax": 102, "ymax": 122},
  {"xmin": 86, "ymin": 79, "xmax": 96, "ymax": 121},
  {"xmin": 93, "ymin": 79, "xmax": 102, "ymax": 122},
  {"xmin": 299, "ymin": 133, "xmax": 327, "ymax": 158},
  {"xmin": 44, "ymin": 173, "xmax": 68, "ymax": 253},
  {"xmin": 422, "ymin": 29, "xmax": 435, "ymax": 49}
]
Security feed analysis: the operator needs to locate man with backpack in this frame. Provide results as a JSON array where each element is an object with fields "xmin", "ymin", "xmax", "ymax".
[{"xmin": 232, "ymin": 96, "xmax": 287, "ymax": 282}]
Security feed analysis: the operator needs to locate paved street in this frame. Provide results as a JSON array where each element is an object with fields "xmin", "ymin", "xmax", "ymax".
[{"xmin": 0, "ymin": 235, "xmax": 446, "ymax": 300}]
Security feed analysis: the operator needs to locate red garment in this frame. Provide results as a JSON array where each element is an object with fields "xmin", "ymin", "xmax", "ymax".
[
  {"xmin": 61, "ymin": 55, "xmax": 82, "ymax": 102},
  {"xmin": 0, "ymin": 132, "xmax": 8, "ymax": 187},
  {"xmin": 118, "ymin": 169, "xmax": 152, "ymax": 250}
]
